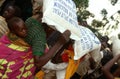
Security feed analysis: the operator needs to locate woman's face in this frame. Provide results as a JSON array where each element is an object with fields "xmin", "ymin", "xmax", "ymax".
[
  {"xmin": 13, "ymin": 20, "xmax": 27, "ymax": 38},
  {"xmin": 2, "ymin": 6, "xmax": 15, "ymax": 20}
]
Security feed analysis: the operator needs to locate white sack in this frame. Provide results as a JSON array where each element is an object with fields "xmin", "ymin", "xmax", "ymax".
[
  {"xmin": 42, "ymin": 0, "xmax": 80, "ymax": 40},
  {"xmin": 74, "ymin": 26, "xmax": 101, "ymax": 60}
]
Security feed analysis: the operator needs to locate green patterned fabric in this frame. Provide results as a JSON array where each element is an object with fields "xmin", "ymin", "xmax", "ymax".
[{"xmin": 25, "ymin": 17, "xmax": 46, "ymax": 56}]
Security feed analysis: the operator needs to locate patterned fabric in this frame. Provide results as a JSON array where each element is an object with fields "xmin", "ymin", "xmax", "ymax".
[
  {"xmin": 0, "ymin": 16, "xmax": 9, "ymax": 37},
  {"xmin": 7, "ymin": 33, "xmax": 30, "ymax": 47},
  {"xmin": 25, "ymin": 17, "xmax": 46, "ymax": 56},
  {"xmin": 0, "ymin": 35, "xmax": 35, "ymax": 79}
]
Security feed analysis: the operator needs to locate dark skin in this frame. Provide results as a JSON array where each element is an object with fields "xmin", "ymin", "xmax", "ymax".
[
  {"xmin": 34, "ymin": 29, "xmax": 71, "ymax": 71},
  {"xmin": 102, "ymin": 54, "xmax": 120, "ymax": 79},
  {"xmin": 12, "ymin": 20, "xmax": 27, "ymax": 38},
  {"xmin": 9, "ymin": 17, "xmax": 69, "ymax": 66},
  {"xmin": 2, "ymin": 5, "xmax": 16, "ymax": 21},
  {"xmin": 31, "ymin": 13, "xmax": 71, "ymax": 72},
  {"xmin": 8, "ymin": 17, "xmax": 27, "ymax": 38},
  {"xmin": 8, "ymin": 17, "xmax": 70, "ymax": 74},
  {"xmin": 51, "ymin": 39, "xmax": 74, "ymax": 64}
]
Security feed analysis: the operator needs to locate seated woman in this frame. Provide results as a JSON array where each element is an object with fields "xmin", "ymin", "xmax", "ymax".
[
  {"xmin": 0, "ymin": 17, "xmax": 35, "ymax": 78},
  {"xmin": 102, "ymin": 54, "xmax": 120, "ymax": 79}
]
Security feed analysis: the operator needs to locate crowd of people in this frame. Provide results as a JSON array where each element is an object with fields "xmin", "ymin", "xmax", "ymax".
[{"xmin": 0, "ymin": 0, "xmax": 120, "ymax": 79}]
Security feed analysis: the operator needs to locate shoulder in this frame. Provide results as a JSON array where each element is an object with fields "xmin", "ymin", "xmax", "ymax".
[
  {"xmin": 25, "ymin": 17, "xmax": 34, "ymax": 26},
  {"xmin": 25, "ymin": 17, "xmax": 40, "ymax": 25},
  {"xmin": 25, "ymin": 17, "xmax": 33, "ymax": 23},
  {"xmin": 25, "ymin": 17, "xmax": 43, "ymax": 29}
]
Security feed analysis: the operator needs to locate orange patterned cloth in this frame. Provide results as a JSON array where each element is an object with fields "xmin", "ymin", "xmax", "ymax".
[
  {"xmin": 64, "ymin": 50, "xmax": 81, "ymax": 79},
  {"xmin": 35, "ymin": 71, "xmax": 45, "ymax": 79}
]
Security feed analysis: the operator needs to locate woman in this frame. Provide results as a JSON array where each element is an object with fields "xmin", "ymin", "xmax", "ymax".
[
  {"xmin": 0, "ymin": 3, "xmax": 21, "ymax": 37},
  {"xmin": 0, "ymin": 17, "xmax": 35, "ymax": 78}
]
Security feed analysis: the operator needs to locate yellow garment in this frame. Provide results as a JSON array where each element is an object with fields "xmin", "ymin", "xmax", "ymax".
[
  {"xmin": 6, "ymin": 33, "xmax": 30, "ymax": 51},
  {"xmin": 35, "ymin": 71, "xmax": 45, "ymax": 79},
  {"xmin": 65, "ymin": 50, "xmax": 80, "ymax": 79},
  {"xmin": 7, "ymin": 33, "xmax": 30, "ymax": 47},
  {"xmin": 8, "ymin": 44, "xmax": 29, "ymax": 51}
]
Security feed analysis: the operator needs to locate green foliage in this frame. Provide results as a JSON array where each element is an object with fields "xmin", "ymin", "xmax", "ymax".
[
  {"xmin": 72, "ymin": 0, "xmax": 102, "ymax": 38},
  {"xmin": 73, "ymin": 0, "xmax": 89, "ymax": 13},
  {"xmin": 73, "ymin": 0, "xmax": 89, "ymax": 9},
  {"xmin": 91, "ymin": 19, "xmax": 103, "ymax": 27},
  {"xmin": 73, "ymin": 0, "xmax": 93, "ymax": 21},
  {"xmin": 79, "ymin": 10, "xmax": 92, "ymax": 20},
  {"xmin": 118, "ymin": 10, "xmax": 120, "ymax": 14},
  {"xmin": 73, "ymin": 0, "xmax": 102, "ymax": 37},
  {"xmin": 101, "ymin": 9, "xmax": 108, "ymax": 17},
  {"xmin": 110, "ymin": 0, "xmax": 118, "ymax": 5}
]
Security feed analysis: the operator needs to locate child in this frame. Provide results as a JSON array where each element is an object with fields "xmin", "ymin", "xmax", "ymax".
[{"xmin": 0, "ymin": 17, "xmax": 35, "ymax": 78}]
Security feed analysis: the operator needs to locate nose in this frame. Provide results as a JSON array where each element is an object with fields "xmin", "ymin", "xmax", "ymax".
[{"xmin": 23, "ymin": 29, "xmax": 27, "ymax": 35}]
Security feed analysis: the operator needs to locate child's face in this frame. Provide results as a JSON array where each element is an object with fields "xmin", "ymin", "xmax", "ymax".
[
  {"xmin": 13, "ymin": 20, "xmax": 27, "ymax": 38},
  {"xmin": 2, "ymin": 5, "xmax": 15, "ymax": 20}
]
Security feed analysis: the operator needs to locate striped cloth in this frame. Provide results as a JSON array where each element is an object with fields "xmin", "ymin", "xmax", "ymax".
[
  {"xmin": 25, "ymin": 17, "xmax": 46, "ymax": 56},
  {"xmin": 0, "ymin": 16, "xmax": 9, "ymax": 37}
]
